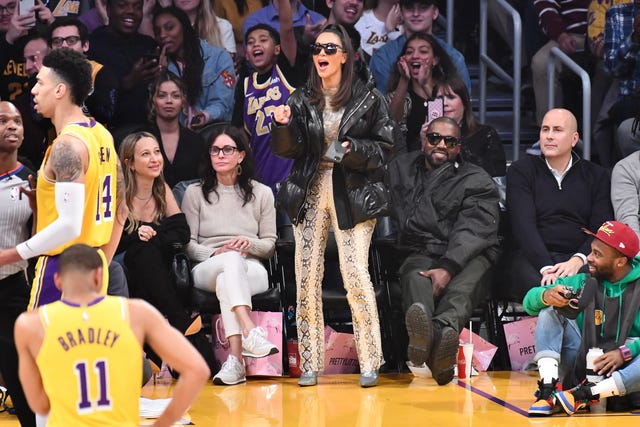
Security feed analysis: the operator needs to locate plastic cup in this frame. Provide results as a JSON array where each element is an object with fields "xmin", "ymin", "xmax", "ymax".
[{"xmin": 457, "ymin": 342, "xmax": 473, "ymax": 379}]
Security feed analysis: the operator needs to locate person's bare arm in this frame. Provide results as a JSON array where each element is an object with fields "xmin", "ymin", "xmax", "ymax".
[
  {"xmin": 278, "ymin": 0, "xmax": 296, "ymax": 67},
  {"xmin": 14, "ymin": 311, "xmax": 50, "ymax": 415},
  {"xmin": 1, "ymin": 136, "xmax": 89, "ymax": 266},
  {"xmin": 129, "ymin": 300, "xmax": 209, "ymax": 427}
]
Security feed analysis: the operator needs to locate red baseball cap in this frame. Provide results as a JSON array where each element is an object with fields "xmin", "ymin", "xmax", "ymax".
[{"xmin": 582, "ymin": 221, "xmax": 639, "ymax": 258}]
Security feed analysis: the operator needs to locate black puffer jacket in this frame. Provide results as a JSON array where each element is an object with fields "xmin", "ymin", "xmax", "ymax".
[
  {"xmin": 270, "ymin": 73, "xmax": 397, "ymax": 230},
  {"xmin": 387, "ymin": 151, "xmax": 501, "ymax": 276}
]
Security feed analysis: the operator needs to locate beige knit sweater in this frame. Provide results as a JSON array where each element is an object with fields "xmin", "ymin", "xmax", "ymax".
[{"xmin": 181, "ymin": 180, "xmax": 277, "ymax": 263}]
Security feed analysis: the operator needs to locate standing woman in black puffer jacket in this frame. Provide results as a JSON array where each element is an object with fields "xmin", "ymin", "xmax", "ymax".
[{"xmin": 271, "ymin": 24, "xmax": 397, "ymax": 389}]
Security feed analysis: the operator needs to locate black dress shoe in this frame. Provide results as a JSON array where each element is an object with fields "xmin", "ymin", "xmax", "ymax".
[
  {"xmin": 428, "ymin": 325, "xmax": 459, "ymax": 386},
  {"xmin": 405, "ymin": 303, "xmax": 433, "ymax": 366}
]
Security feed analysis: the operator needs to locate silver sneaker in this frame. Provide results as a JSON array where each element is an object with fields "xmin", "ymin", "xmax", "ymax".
[
  {"xmin": 213, "ymin": 355, "xmax": 246, "ymax": 386},
  {"xmin": 242, "ymin": 327, "xmax": 279, "ymax": 358}
]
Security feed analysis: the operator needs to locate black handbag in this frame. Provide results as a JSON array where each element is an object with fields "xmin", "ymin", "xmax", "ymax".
[{"xmin": 169, "ymin": 243, "xmax": 192, "ymax": 302}]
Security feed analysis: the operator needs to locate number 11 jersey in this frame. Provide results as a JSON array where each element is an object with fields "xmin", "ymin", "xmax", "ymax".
[{"xmin": 36, "ymin": 296, "xmax": 142, "ymax": 427}]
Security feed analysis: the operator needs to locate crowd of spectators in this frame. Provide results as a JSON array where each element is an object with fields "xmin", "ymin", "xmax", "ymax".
[{"xmin": 3, "ymin": 0, "xmax": 640, "ymax": 401}]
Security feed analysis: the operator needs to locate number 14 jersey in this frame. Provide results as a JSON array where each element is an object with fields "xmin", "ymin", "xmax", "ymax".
[{"xmin": 36, "ymin": 120, "xmax": 117, "ymax": 256}]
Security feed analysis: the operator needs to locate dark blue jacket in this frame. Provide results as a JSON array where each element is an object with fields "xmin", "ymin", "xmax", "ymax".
[{"xmin": 506, "ymin": 152, "xmax": 613, "ymax": 271}]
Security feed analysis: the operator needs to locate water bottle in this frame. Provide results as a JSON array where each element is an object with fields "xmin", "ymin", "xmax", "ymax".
[{"xmin": 586, "ymin": 348, "xmax": 607, "ymax": 413}]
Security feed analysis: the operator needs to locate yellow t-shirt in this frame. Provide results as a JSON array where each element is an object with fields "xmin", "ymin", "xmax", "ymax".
[
  {"xmin": 213, "ymin": 0, "xmax": 264, "ymax": 43},
  {"xmin": 36, "ymin": 120, "xmax": 117, "ymax": 256},
  {"xmin": 588, "ymin": 0, "xmax": 630, "ymax": 55},
  {"xmin": 36, "ymin": 296, "xmax": 142, "ymax": 427}
]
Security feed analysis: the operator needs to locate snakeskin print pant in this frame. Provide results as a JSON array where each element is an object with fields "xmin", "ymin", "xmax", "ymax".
[{"xmin": 293, "ymin": 168, "xmax": 383, "ymax": 373}]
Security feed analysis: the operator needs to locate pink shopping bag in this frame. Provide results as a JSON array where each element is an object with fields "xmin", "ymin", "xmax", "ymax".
[
  {"xmin": 212, "ymin": 311, "xmax": 284, "ymax": 376},
  {"xmin": 323, "ymin": 326, "xmax": 359, "ymax": 374},
  {"xmin": 458, "ymin": 328, "xmax": 498, "ymax": 372},
  {"xmin": 502, "ymin": 316, "xmax": 538, "ymax": 371}
]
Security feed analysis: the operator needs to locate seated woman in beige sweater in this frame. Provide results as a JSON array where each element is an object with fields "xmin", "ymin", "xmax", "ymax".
[{"xmin": 181, "ymin": 126, "xmax": 278, "ymax": 386}]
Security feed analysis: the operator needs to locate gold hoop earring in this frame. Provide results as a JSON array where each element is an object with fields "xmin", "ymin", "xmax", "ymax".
[{"xmin": 236, "ymin": 164, "xmax": 243, "ymax": 176}]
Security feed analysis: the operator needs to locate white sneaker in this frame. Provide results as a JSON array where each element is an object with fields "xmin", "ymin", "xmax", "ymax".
[
  {"xmin": 213, "ymin": 355, "xmax": 246, "ymax": 385},
  {"xmin": 241, "ymin": 327, "xmax": 279, "ymax": 358}
]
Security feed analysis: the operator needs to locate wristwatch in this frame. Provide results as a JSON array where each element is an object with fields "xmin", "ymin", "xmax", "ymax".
[{"xmin": 619, "ymin": 345, "xmax": 633, "ymax": 362}]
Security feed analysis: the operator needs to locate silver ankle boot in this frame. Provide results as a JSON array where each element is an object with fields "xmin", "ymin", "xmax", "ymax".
[
  {"xmin": 359, "ymin": 371, "xmax": 378, "ymax": 388},
  {"xmin": 298, "ymin": 371, "xmax": 318, "ymax": 387}
]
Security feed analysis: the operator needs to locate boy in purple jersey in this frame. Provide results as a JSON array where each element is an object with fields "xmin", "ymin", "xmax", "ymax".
[{"xmin": 231, "ymin": 0, "xmax": 303, "ymax": 192}]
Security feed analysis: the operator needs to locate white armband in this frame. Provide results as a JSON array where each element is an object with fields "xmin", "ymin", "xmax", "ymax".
[{"xmin": 16, "ymin": 182, "xmax": 85, "ymax": 260}]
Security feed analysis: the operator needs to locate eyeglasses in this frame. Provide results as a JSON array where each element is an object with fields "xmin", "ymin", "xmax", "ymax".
[
  {"xmin": 0, "ymin": 3, "xmax": 16, "ymax": 13},
  {"xmin": 209, "ymin": 145, "xmax": 238, "ymax": 156},
  {"xmin": 425, "ymin": 132, "xmax": 460, "ymax": 148},
  {"xmin": 310, "ymin": 42, "xmax": 344, "ymax": 56},
  {"xmin": 51, "ymin": 36, "xmax": 81, "ymax": 47}
]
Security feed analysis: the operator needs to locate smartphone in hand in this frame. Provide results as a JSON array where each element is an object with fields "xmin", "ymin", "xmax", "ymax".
[
  {"xmin": 426, "ymin": 97, "xmax": 444, "ymax": 125},
  {"xmin": 19, "ymin": 0, "xmax": 36, "ymax": 26},
  {"xmin": 142, "ymin": 52, "xmax": 160, "ymax": 63},
  {"xmin": 323, "ymin": 140, "xmax": 347, "ymax": 163}
]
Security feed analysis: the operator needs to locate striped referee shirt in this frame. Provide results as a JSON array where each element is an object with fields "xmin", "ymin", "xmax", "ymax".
[{"xmin": 0, "ymin": 163, "xmax": 33, "ymax": 280}]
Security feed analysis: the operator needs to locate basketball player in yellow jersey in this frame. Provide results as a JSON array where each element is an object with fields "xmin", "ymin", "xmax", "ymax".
[
  {"xmin": 0, "ymin": 48, "xmax": 126, "ymax": 309},
  {"xmin": 14, "ymin": 244, "xmax": 210, "ymax": 427}
]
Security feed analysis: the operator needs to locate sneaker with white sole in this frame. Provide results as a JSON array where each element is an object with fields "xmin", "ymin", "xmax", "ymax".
[
  {"xmin": 242, "ymin": 327, "xmax": 279, "ymax": 358},
  {"xmin": 213, "ymin": 355, "xmax": 246, "ymax": 386},
  {"xmin": 528, "ymin": 378, "xmax": 562, "ymax": 416},
  {"xmin": 557, "ymin": 381, "xmax": 599, "ymax": 415}
]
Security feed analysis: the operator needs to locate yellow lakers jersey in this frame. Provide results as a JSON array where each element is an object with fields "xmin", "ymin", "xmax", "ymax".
[
  {"xmin": 36, "ymin": 296, "xmax": 142, "ymax": 427},
  {"xmin": 36, "ymin": 121, "xmax": 117, "ymax": 256}
]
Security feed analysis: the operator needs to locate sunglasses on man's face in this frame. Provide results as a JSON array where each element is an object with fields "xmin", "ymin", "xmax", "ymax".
[
  {"xmin": 310, "ymin": 42, "xmax": 344, "ymax": 56},
  {"xmin": 425, "ymin": 132, "xmax": 460, "ymax": 148}
]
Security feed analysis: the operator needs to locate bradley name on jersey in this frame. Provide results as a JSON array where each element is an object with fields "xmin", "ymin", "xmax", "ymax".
[{"xmin": 56, "ymin": 326, "xmax": 120, "ymax": 351}]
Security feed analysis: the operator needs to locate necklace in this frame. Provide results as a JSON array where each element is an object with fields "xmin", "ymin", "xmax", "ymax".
[{"xmin": 134, "ymin": 194, "xmax": 153, "ymax": 201}]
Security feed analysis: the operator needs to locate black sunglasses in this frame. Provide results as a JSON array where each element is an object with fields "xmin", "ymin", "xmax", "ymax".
[
  {"xmin": 310, "ymin": 42, "xmax": 344, "ymax": 56},
  {"xmin": 425, "ymin": 132, "xmax": 460, "ymax": 148}
]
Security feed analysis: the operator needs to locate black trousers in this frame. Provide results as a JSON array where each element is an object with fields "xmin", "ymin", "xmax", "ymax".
[
  {"xmin": 399, "ymin": 253, "xmax": 492, "ymax": 332},
  {"xmin": 0, "ymin": 271, "xmax": 35, "ymax": 427},
  {"xmin": 124, "ymin": 243, "xmax": 192, "ymax": 333},
  {"xmin": 503, "ymin": 249, "xmax": 582, "ymax": 302}
]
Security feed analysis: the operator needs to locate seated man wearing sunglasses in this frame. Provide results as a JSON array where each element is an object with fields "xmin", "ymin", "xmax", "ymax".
[{"xmin": 386, "ymin": 116, "xmax": 500, "ymax": 385}]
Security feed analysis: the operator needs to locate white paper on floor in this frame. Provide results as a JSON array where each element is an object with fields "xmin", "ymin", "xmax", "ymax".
[{"xmin": 139, "ymin": 397, "xmax": 192, "ymax": 425}]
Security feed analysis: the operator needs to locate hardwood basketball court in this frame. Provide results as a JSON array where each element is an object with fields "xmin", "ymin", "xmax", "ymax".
[{"xmin": 1, "ymin": 371, "xmax": 636, "ymax": 426}]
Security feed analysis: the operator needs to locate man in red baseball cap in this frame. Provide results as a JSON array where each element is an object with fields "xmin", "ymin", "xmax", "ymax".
[{"xmin": 522, "ymin": 220, "xmax": 640, "ymax": 416}]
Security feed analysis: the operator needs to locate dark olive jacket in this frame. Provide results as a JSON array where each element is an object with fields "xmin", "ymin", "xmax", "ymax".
[{"xmin": 387, "ymin": 151, "xmax": 501, "ymax": 276}]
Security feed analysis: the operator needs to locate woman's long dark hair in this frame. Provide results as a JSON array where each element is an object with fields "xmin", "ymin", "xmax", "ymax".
[
  {"xmin": 386, "ymin": 33, "xmax": 456, "ymax": 95},
  {"xmin": 199, "ymin": 125, "xmax": 256, "ymax": 206},
  {"xmin": 439, "ymin": 74, "xmax": 479, "ymax": 136},
  {"xmin": 308, "ymin": 24, "xmax": 354, "ymax": 112},
  {"xmin": 153, "ymin": 7, "xmax": 204, "ymax": 107},
  {"xmin": 147, "ymin": 71, "xmax": 187, "ymax": 122}
]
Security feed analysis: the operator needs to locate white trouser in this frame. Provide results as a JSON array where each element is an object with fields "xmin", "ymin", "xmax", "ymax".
[{"xmin": 192, "ymin": 251, "xmax": 268, "ymax": 337}]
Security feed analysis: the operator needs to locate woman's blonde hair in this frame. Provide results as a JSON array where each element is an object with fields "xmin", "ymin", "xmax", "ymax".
[
  {"xmin": 195, "ymin": 0, "xmax": 223, "ymax": 48},
  {"xmin": 119, "ymin": 131, "xmax": 168, "ymax": 234}
]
